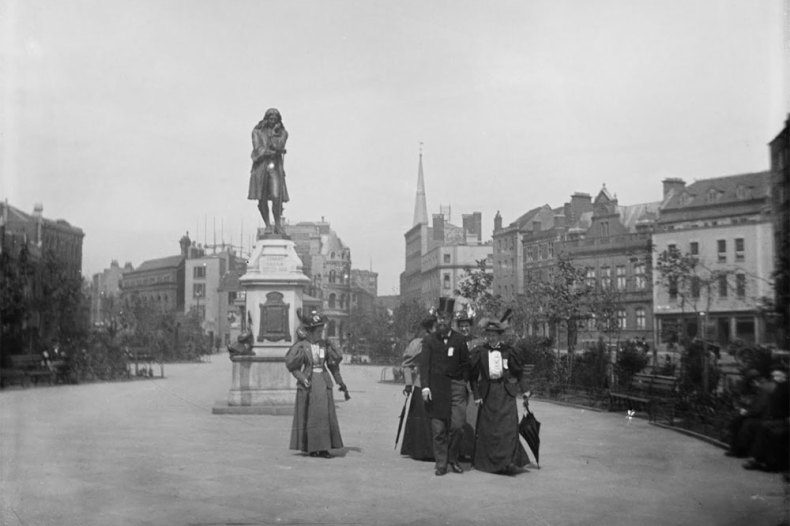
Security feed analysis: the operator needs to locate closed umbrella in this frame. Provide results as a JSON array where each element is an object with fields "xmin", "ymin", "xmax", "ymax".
[
  {"xmin": 519, "ymin": 402, "xmax": 541, "ymax": 468},
  {"xmin": 394, "ymin": 389, "xmax": 411, "ymax": 449}
]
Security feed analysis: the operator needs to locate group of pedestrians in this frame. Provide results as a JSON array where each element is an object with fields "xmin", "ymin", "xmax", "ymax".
[
  {"xmin": 401, "ymin": 298, "xmax": 532, "ymax": 476},
  {"xmin": 279, "ymin": 301, "xmax": 786, "ymax": 482},
  {"xmin": 726, "ymin": 366, "xmax": 789, "ymax": 473}
]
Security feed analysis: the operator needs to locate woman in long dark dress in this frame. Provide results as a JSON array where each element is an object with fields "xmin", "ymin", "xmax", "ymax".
[
  {"xmin": 400, "ymin": 315, "xmax": 437, "ymax": 460},
  {"xmin": 470, "ymin": 319, "xmax": 530, "ymax": 475},
  {"xmin": 285, "ymin": 309, "xmax": 347, "ymax": 458}
]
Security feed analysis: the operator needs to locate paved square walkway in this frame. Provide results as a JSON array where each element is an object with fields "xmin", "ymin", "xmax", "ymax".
[{"xmin": 1, "ymin": 354, "xmax": 787, "ymax": 525}]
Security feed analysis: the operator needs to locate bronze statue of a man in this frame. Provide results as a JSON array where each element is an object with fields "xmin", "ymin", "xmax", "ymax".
[{"xmin": 248, "ymin": 108, "xmax": 289, "ymax": 234}]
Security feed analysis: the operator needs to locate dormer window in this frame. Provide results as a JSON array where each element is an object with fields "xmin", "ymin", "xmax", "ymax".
[
  {"xmin": 736, "ymin": 185, "xmax": 751, "ymax": 200},
  {"xmin": 706, "ymin": 188, "xmax": 722, "ymax": 203},
  {"xmin": 679, "ymin": 192, "xmax": 693, "ymax": 206}
]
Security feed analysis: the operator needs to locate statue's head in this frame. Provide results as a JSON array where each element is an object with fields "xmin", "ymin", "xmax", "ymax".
[{"xmin": 263, "ymin": 108, "xmax": 282, "ymax": 126}]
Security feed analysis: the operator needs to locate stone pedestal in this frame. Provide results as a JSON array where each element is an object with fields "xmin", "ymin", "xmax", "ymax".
[{"xmin": 212, "ymin": 234, "xmax": 309, "ymax": 415}]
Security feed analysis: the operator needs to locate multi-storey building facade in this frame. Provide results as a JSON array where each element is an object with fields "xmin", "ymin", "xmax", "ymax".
[
  {"xmin": 769, "ymin": 114, "xmax": 789, "ymax": 349},
  {"xmin": 420, "ymin": 213, "xmax": 492, "ymax": 304},
  {"xmin": 652, "ymin": 172, "xmax": 775, "ymax": 350},
  {"xmin": 351, "ymin": 269, "xmax": 378, "ymax": 298},
  {"xmin": 520, "ymin": 192, "xmax": 594, "ymax": 340},
  {"xmin": 121, "ymin": 255, "xmax": 185, "ymax": 312},
  {"xmin": 400, "ymin": 153, "xmax": 492, "ymax": 309},
  {"xmin": 1, "ymin": 201, "xmax": 84, "ymax": 275},
  {"xmin": 493, "ymin": 205, "xmax": 552, "ymax": 301},
  {"xmin": 119, "ymin": 233, "xmax": 200, "ymax": 312},
  {"xmin": 285, "ymin": 220, "xmax": 352, "ymax": 348},
  {"xmin": 559, "ymin": 187, "xmax": 659, "ymax": 349},
  {"xmin": 217, "ymin": 267, "xmax": 245, "ymax": 347},
  {"xmin": 185, "ymin": 250, "xmax": 236, "ymax": 343},
  {"xmin": 513, "ymin": 187, "xmax": 661, "ymax": 350},
  {"xmin": 401, "ymin": 221, "xmax": 429, "ymax": 304},
  {"xmin": 91, "ymin": 260, "xmax": 133, "ymax": 326},
  {"xmin": 0, "ymin": 201, "xmax": 84, "ymax": 354}
]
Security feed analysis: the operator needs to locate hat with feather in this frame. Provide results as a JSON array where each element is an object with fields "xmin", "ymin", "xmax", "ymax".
[{"xmin": 297, "ymin": 307, "xmax": 327, "ymax": 329}]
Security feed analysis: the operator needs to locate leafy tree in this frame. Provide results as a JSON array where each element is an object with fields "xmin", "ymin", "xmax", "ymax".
[
  {"xmin": 385, "ymin": 299, "xmax": 431, "ymax": 363},
  {"xmin": 455, "ymin": 259, "xmax": 502, "ymax": 319},
  {"xmin": 513, "ymin": 335, "xmax": 556, "ymax": 387},
  {"xmin": 346, "ymin": 304, "xmax": 394, "ymax": 363},
  {"xmin": 570, "ymin": 339, "xmax": 610, "ymax": 390},
  {"xmin": 678, "ymin": 339, "xmax": 720, "ymax": 394},
  {"xmin": 33, "ymin": 249, "xmax": 90, "ymax": 352},
  {"xmin": 521, "ymin": 254, "xmax": 593, "ymax": 381},
  {"xmin": 507, "ymin": 293, "xmax": 545, "ymax": 339},
  {"xmin": 614, "ymin": 339, "xmax": 649, "ymax": 387},
  {"xmin": 0, "ymin": 244, "xmax": 35, "ymax": 362},
  {"xmin": 120, "ymin": 296, "xmax": 206, "ymax": 362}
]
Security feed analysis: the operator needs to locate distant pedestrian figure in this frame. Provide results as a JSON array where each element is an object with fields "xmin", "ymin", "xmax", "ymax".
[
  {"xmin": 470, "ymin": 319, "xmax": 530, "ymax": 475},
  {"xmin": 285, "ymin": 308, "xmax": 347, "ymax": 458}
]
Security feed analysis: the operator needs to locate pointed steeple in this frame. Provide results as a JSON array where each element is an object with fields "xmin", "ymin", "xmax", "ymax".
[{"xmin": 412, "ymin": 144, "xmax": 428, "ymax": 226}]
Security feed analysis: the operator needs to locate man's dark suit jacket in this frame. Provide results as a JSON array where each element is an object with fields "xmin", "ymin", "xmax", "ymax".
[{"xmin": 419, "ymin": 329, "xmax": 470, "ymax": 420}]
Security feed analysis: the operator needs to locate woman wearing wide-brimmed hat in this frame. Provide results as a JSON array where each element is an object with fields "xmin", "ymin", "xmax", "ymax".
[
  {"xmin": 470, "ymin": 319, "xmax": 530, "ymax": 475},
  {"xmin": 285, "ymin": 308, "xmax": 347, "ymax": 458}
]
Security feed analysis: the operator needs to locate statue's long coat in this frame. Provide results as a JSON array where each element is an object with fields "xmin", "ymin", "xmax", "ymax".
[{"xmin": 247, "ymin": 122, "xmax": 289, "ymax": 203}]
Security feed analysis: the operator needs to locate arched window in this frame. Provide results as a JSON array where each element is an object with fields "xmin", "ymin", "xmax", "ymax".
[
  {"xmin": 329, "ymin": 270, "xmax": 336, "ymax": 283},
  {"xmin": 328, "ymin": 293, "xmax": 336, "ymax": 309}
]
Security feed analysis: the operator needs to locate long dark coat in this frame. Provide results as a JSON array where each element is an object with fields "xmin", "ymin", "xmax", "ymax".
[
  {"xmin": 285, "ymin": 339, "xmax": 344, "ymax": 453},
  {"xmin": 247, "ymin": 123, "xmax": 289, "ymax": 203},
  {"xmin": 400, "ymin": 336, "xmax": 434, "ymax": 460},
  {"xmin": 470, "ymin": 343, "xmax": 530, "ymax": 473},
  {"xmin": 419, "ymin": 330, "xmax": 470, "ymax": 420}
]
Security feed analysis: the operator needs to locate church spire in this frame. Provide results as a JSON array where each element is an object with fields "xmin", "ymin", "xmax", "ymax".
[{"xmin": 412, "ymin": 143, "xmax": 428, "ymax": 226}]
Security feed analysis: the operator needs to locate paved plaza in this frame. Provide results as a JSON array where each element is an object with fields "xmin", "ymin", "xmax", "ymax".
[{"xmin": 1, "ymin": 354, "xmax": 788, "ymax": 526}]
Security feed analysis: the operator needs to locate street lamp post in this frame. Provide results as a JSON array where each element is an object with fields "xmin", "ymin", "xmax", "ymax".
[{"xmin": 700, "ymin": 311, "xmax": 709, "ymax": 393}]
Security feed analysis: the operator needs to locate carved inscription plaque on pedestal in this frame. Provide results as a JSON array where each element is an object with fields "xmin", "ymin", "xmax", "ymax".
[{"xmin": 258, "ymin": 292, "xmax": 291, "ymax": 342}]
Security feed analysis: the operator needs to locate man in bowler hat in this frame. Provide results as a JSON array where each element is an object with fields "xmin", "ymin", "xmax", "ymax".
[{"xmin": 420, "ymin": 297, "xmax": 470, "ymax": 476}]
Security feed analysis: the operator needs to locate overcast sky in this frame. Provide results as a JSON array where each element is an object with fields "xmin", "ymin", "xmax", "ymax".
[{"xmin": 2, "ymin": 0, "xmax": 787, "ymax": 295}]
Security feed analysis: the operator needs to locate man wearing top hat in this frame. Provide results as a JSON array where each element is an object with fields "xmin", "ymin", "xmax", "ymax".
[{"xmin": 419, "ymin": 297, "xmax": 471, "ymax": 476}]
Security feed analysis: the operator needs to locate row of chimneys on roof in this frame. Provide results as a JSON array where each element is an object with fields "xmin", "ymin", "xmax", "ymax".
[{"xmin": 495, "ymin": 178, "xmax": 687, "ymax": 234}]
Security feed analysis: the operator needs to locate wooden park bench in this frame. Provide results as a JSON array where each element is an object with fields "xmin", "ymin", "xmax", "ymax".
[
  {"xmin": 1, "ymin": 354, "xmax": 56, "ymax": 387},
  {"xmin": 128, "ymin": 347, "xmax": 160, "ymax": 378},
  {"xmin": 609, "ymin": 373, "xmax": 678, "ymax": 421}
]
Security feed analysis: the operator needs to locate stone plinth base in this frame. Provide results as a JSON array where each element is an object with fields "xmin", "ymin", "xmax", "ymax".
[
  {"xmin": 211, "ymin": 403, "xmax": 293, "ymax": 415},
  {"xmin": 211, "ymin": 355, "xmax": 296, "ymax": 416}
]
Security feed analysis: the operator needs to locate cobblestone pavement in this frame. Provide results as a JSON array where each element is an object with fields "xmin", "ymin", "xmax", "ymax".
[{"xmin": 1, "ymin": 354, "xmax": 788, "ymax": 526}]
